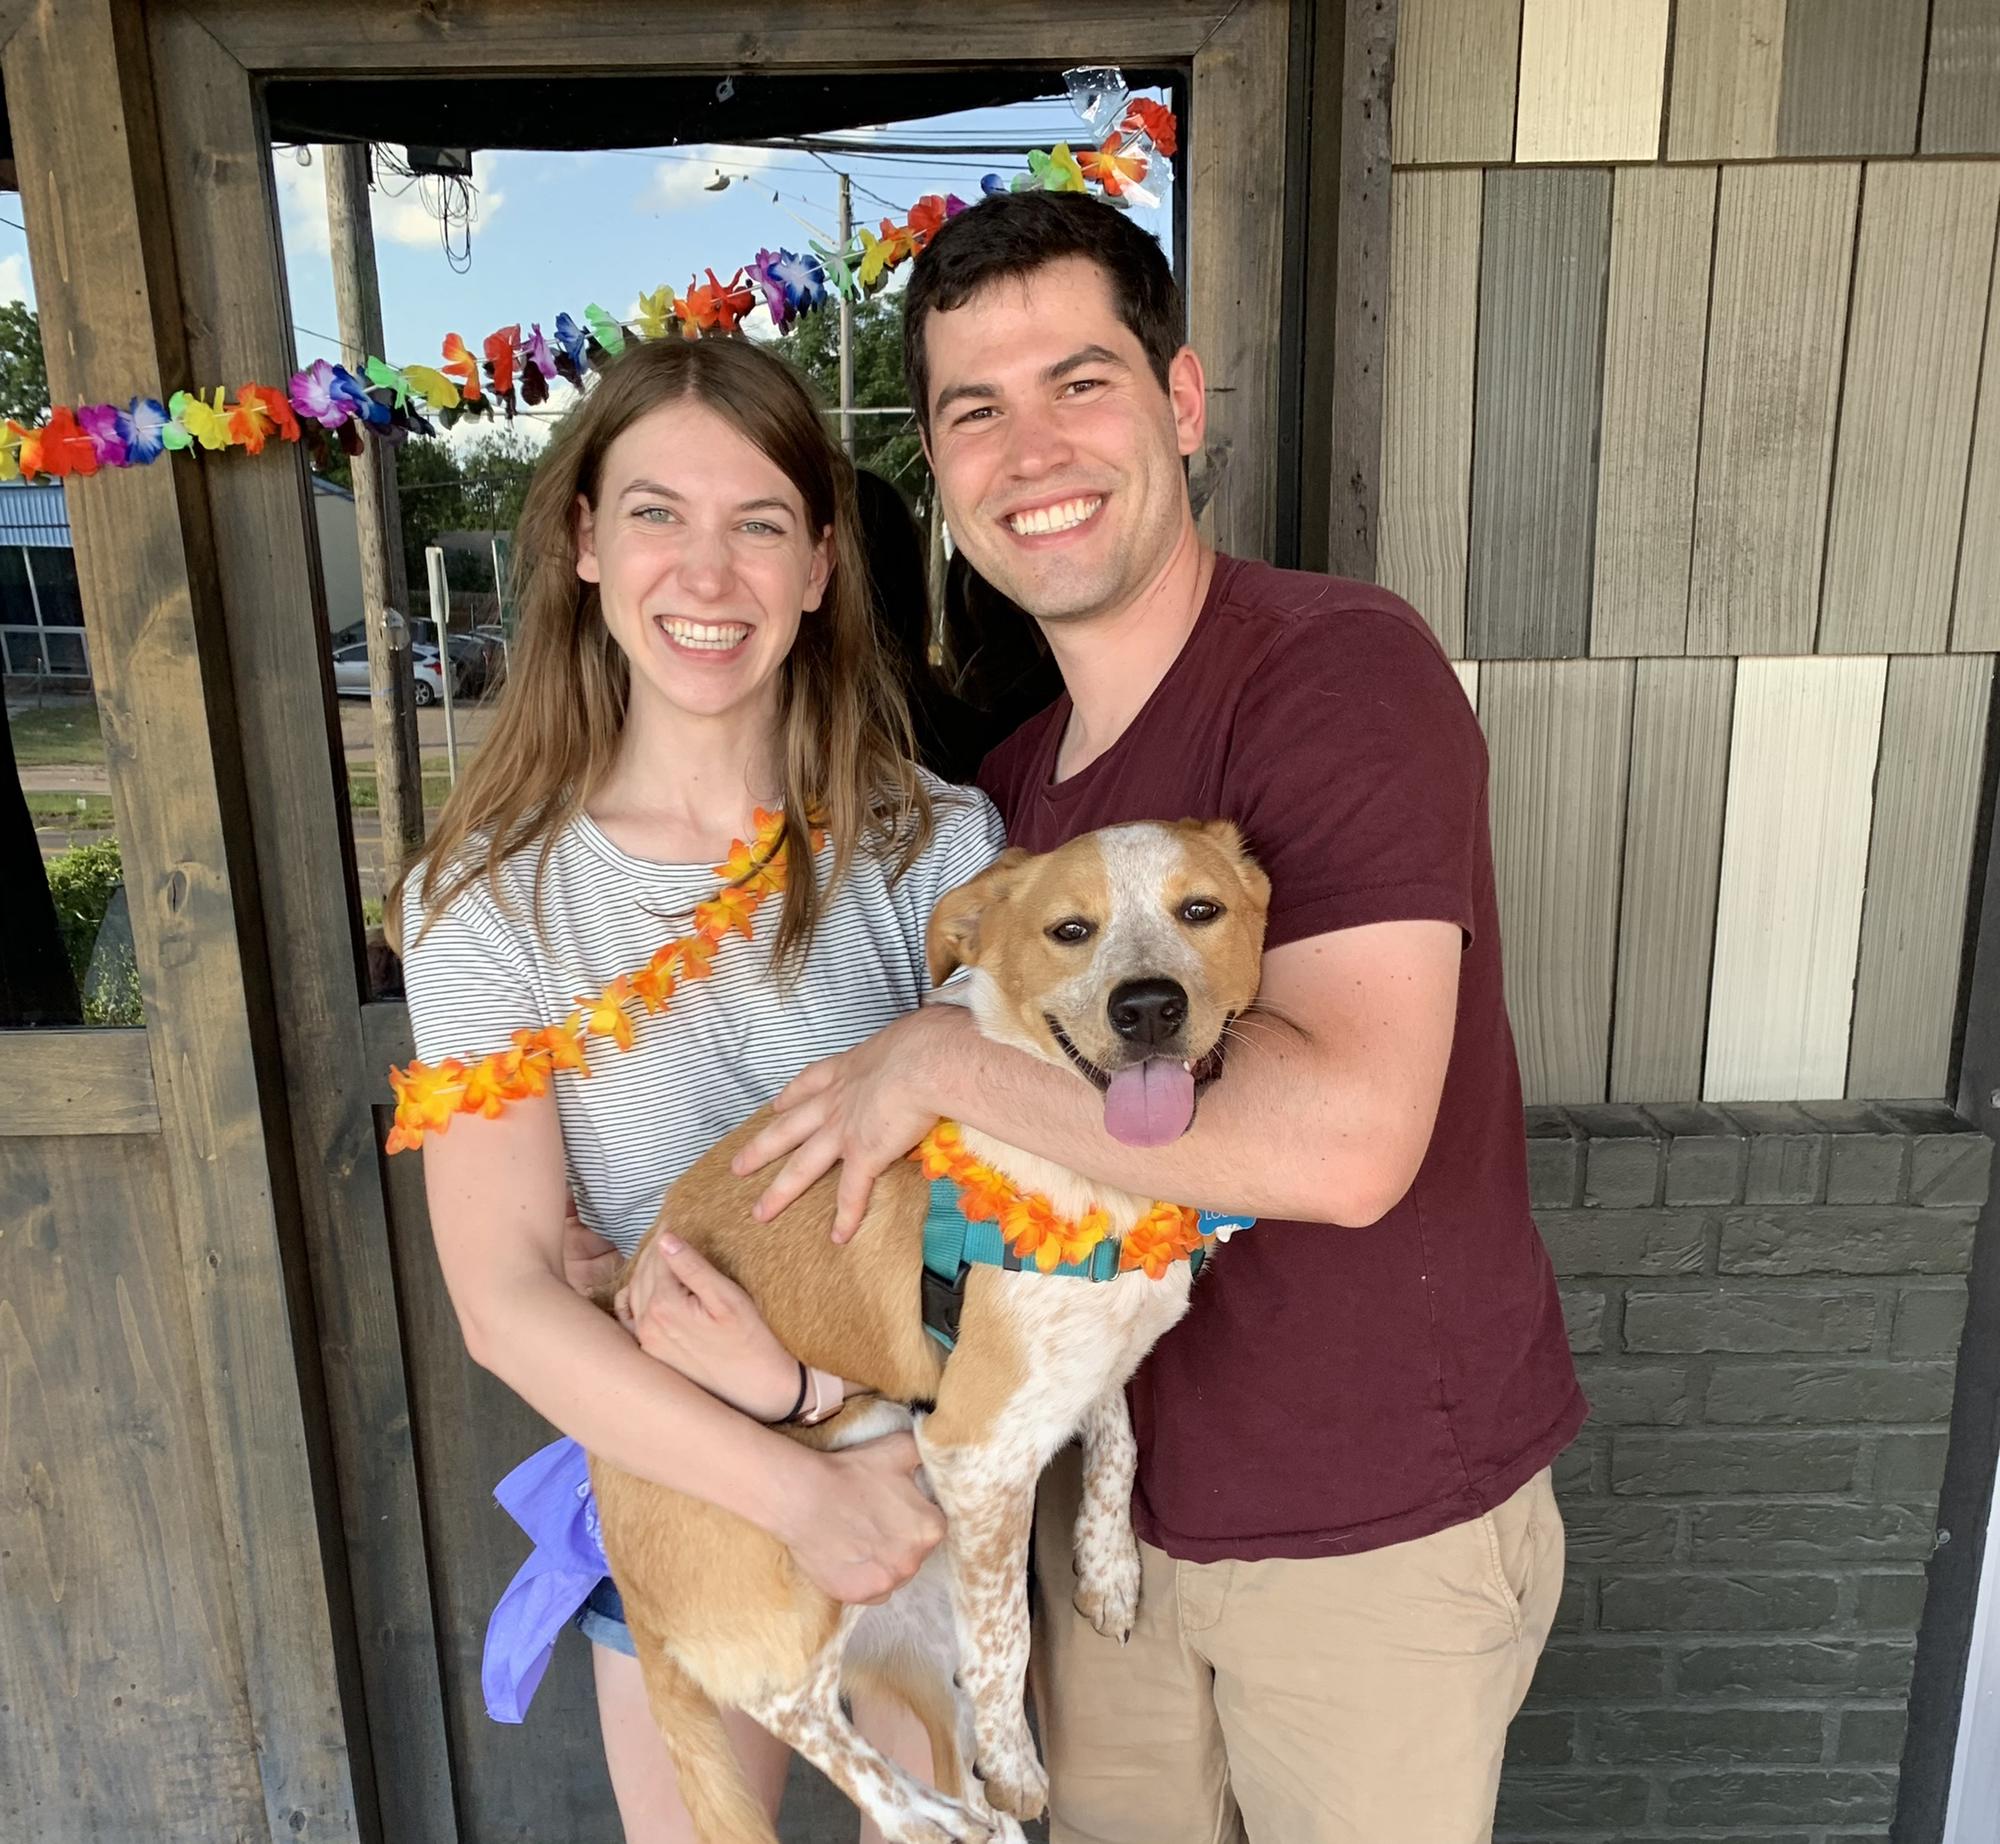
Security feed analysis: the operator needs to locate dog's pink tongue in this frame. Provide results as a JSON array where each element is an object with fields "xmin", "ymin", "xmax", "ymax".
[{"xmin": 1103, "ymin": 1058, "xmax": 1197, "ymax": 1147}]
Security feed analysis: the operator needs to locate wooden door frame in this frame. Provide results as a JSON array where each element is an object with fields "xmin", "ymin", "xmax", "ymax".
[{"xmin": 0, "ymin": 3, "xmax": 1316, "ymax": 1838}]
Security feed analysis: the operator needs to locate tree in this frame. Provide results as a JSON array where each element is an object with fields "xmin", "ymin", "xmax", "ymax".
[
  {"xmin": 782, "ymin": 293, "xmax": 927, "ymax": 502},
  {"xmin": 0, "ymin": 301, "xmax": 50, "ymax": 425}
]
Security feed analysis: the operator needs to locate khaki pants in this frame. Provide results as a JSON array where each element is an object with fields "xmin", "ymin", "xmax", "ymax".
[{"xmin": 1029, "ymin": 1456, "xmax": 1564, "ymax": 1844}]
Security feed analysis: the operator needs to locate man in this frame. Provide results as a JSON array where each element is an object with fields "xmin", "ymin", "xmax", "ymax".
[{"xmin": 738, "ymin": 190, "xmax": 1585, "ymax": 1843}]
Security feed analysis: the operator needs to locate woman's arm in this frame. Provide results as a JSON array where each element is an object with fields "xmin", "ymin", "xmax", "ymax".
[{"xmin": 421, "ymin": 1093, "xmax": 941, "ymax": 1604}]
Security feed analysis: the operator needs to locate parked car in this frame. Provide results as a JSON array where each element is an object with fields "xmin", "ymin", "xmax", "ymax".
[
  {"xmin": 330, "ymin": 638, "xmax": 458, "ymax": 708},
  {"xmin": 332, "ymin": 618, "xmax": 499, "ymax": 698}
]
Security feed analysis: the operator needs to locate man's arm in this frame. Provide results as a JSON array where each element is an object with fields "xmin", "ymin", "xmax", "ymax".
[{"xmin": 736, "ymin": 916, "xmax": 1463, "ymax": 1238}]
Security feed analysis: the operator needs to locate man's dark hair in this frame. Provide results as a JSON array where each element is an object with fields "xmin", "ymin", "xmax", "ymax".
[{"xmin": 901, "ymin": 190, "xmax": 1184, "ymax": 438}]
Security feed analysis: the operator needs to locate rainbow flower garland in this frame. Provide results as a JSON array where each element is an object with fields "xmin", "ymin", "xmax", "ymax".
[
  {"xmin": 912, "ymin": 1120, "xmax": 1209, "ymax": 1279},
  {"xmin": 385, "ymin": 808, "xmax": 813, "ymax": 1153},
  {"xmin": 6, "ymin": 95, "xmax": 1176, "ymax": 486}
]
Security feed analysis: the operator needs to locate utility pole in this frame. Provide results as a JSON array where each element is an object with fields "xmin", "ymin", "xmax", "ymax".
[
  {"xmin": 323, "ymin": 141, "xmax": 425, "ymax": 893},
  {"xmin": 837, "ymin": 170, "xmax": 855, "ymax": 457}
]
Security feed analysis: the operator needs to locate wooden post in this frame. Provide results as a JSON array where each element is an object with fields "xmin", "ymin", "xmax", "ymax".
[
  {"xmin": 323, "ymin": 140, "xmax": 425, "ymax": 887},
  {"xmin": 3, "ymin": 2, "xmax": 369, "ymax": 1836},
  {"xmin": 838, "ymin": 170, "xmax": 855, "ymax": 456}
]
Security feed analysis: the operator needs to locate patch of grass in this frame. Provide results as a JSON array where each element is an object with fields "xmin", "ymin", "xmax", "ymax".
[
  {"xmin": 25, "ymin": 789, "xmax": 114, "ymax": 829},
  {"xmin": 8, "ymin": 699, "xmax": 105, "ymax": 768},
  {"xmin": 347, "ymin": 768, "xmax": 456, "ymax": 811}
]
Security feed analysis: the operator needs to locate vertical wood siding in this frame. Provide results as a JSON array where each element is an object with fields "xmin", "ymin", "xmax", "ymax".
[
  {"xmin": 1703, "ymin": 657, "xmax": 1888, "ymax": 1102},
  {"xmin": 1665, "ymin": 0, "xmax": 1787, "ymax": 161},
  {"xmin": 1484, "ymin": 659, "xmax": 1635, "ymax": 1103},
  {"xmin": 1609, "ymin": 659, "xmax": 1735, "ymax": 1101},
  {"xmin": 1391, "ymin": 0, "xmax": 1524, "ymax": 165},
  {"xmin": 1848, "ymin": 656, "xmax": 1996, "ymax": 1097},
  {"xmin": 1379, "ymin": 168, "xmax": 1482, "ymax": 657},
  {"xmin": 1923, "ymin": 0, "xmax": 2000, "ymax": 155},
  {"xmin": 1590, "ymin": 165, "xmax": 1717, "ymax": 657},
  {"xmin": 1685, "ymin": 163, "xmax": 1859, "ymax": 656},
  {"xmin": 1467, "ymin": 167, "xmax": 1612, "ymax": 659},
  {"xmin": 1775, "ymin": 0, "xmax": 1928, "ymax": 157},
  {"xmin": 1818, "ymin": 163, "xmax": 2000, "ymax": 655},
  {"xmin": 1514, "ymin": 0, "xmax": 1671, "ymax": 163}
]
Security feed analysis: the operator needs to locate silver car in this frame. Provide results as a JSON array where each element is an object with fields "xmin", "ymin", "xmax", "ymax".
[{"xmin": 331, "ymin": 639, "xmax": 457, "ymax": 708}]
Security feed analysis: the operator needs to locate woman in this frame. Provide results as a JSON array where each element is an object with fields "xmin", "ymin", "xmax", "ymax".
[{"xmin": 394, "ymin": 335, "xmax": 1004, "ymax": 1841}]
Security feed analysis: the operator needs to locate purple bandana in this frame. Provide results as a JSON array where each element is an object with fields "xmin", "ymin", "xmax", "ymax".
[{"xmin": 481, "ymin": 1436, "xmax": 609, "ymax": 1723}]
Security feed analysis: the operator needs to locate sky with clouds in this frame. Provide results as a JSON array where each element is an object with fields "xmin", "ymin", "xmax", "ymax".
[{"xmin": 0, "ymin": 90, "xmax": 1172, "ymax": 459}]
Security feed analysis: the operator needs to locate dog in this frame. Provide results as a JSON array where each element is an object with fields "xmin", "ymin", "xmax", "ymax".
[{"xmin": 589, "ymin": 818, "xmax": 1270, "ymax": 1844}]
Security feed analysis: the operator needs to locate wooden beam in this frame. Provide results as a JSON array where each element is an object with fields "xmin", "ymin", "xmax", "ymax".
[
  {"xmin": 1775, "ymin": 0, "xmax": 1927, "ymax": 158},
  {"xmin": 186, "ymin": 0, "xmax": 1231, "ymax": 70},
  {"xmin": 2, "ymin": 4, "xmax": 365, "ymax": 1837},
  {"xmin": 1590, "ymin": 165, "xmax": 1716, "ymax": 658},
  {"xmin": 1923, "ymin": 0, "xmax": 2000, "ymax": 155},
  {"xmin": 1953, "ymin": 217, "xmax": 2000, "ymax": 653},
  {"xmin": 1378, "ymin": 168, "xmax": 1481, "ymax": 655},
  {"xmin": 1189, "ymin": 0, "xmax": 1290, "ymax": 561},
  {"xmin": 1819, "ymin": 163, "xmax": 2000, "ymax": 655},
  {"xmin": 1703, "ymin": 657, "xmax": 1887, "ymax": 1103},
  {"xmin": 0, "ymin": 1135, "xmax": 267, "ymax": 1840},
  {"xmin": 1513, "ymin": 0, "xmax": 1670, "ymax": 164},
  {"xmin": 0, "ymin": 1030, "xmax": 159, "ymax": 1134},
  {"xmin": 1664, "ymin": 0, "xmax": 1785, "ymax": 161},
  {"xmin": 1848, "ymin": 656, "xmax": 1995, "ymax": 1099},
  {"xmin": 1467, "ymin": 166, "xmax": 1611, "ymax": 660},
  {"xmin": 360, "ymin": 999, "xmax": 414, "ymax": 1084},
  {"xmin": 1483, "ymin": 659, "xmax": 1634, "ymax": 1104},
  {"xmin": 1391, "ymin": 0, "xmax": 1521, "ymax": 165},
  {"xmin": 1609, "ymin": 659, "xmax": 1734, "ymax": 1102},
  {"xmin": 146, "ymin": 9, "xmax": 456, "ymax": 1836},
  {"xmin": 1686, "ymin": 162, "xmax": 1859, "ymax": 656},
  {"xmin": 1314, "ymin": 0, "xmax": 1396, "ymax": 584}
]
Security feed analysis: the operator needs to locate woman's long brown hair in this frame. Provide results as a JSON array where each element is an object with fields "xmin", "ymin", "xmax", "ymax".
[{"xmin": 392, "ymin": 336, "xmax": 931, "ymax": 971}]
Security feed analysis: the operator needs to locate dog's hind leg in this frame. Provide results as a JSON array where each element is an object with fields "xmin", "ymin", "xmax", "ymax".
[
  {"xmin": 743, "ymin": 1606, "xmax": 1001, "ymax": 1844},
  {"xmin": 1070, "ymin": 1389, "xmax": 1143, "ymax": 1643},
  {"xmin": 628, "ymin": 1641, "xmax": 782, "ymax": 1844}
]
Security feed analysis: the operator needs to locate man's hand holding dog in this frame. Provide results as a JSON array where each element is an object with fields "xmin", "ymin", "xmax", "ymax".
[{"xmin": 736, "ymin": 1006, "xmax": 968, "ymax": 1240}]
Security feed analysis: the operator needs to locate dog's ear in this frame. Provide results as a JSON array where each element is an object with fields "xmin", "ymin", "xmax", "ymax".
[
  {"xmin": 926, "ymin": 848, "xmax": 1030, "ymax": 986},
  {"xmin": 1177, "ymin": 818, "xmax": 1272, "ymax": 917}
]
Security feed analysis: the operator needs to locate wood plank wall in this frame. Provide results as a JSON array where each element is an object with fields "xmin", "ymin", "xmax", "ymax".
[{"xmin": 1386, "ymin": 0, "xmax": 2000, "ymax": 1106}]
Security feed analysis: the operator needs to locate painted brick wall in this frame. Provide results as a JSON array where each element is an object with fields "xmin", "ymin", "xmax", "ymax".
[{"xmin": 1495, "ymin": 1100, "xmax": 1993, "ymax": 1841}]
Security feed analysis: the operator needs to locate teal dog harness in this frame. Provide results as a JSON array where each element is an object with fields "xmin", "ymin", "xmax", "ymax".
[{"xmin": 917, "ymin": 1174, "xmax": 1252, "ymax": 1350}]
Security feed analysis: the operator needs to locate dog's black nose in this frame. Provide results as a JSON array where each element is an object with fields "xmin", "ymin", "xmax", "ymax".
[{"xmin": 1107, "ymin": 977, "xmax": 1189, "ymax": 1048}]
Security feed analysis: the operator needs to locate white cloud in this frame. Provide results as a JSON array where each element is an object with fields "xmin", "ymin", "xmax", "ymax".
[
  {"xmin": 0, "ymin": 252, "xmax": 33, "ymax": 308},
  {"xmin": 272, "ymin": 148, "xmax": 329, "ymax": 259},
  {"xmin": 643, "ymin": 144, "xmax": 789, "ymax": 213},
  {"xmin": 377, "ymin": 150, "xmax": 507, "ymax": 249}
]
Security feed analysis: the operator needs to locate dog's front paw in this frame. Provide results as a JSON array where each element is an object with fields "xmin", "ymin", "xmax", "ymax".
[
  {"xmin": 883, "ymin": 1782, "xmax": 1001, "ymax": 1844},
  {"xmin": 1073, "ymin": 1527, "xmax": 1142, "ymax": 1643},
  {"xmin": 974, "ymin": 1734, "xmax": 1049, "ymax": 1823}
]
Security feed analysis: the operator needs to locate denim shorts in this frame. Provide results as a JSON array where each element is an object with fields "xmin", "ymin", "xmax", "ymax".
[{"xmin": 575, "ymin": 1574, "xmax": 637, "ymax": 1657}]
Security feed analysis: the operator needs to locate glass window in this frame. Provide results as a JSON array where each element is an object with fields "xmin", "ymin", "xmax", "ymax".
[
  {"xmin": 3, "ymin": 629, "xmax": 45, "ymax": 674},
  {"xmin": 0, "ymin": 546, "xmax": 36, "ymax": 625},
  {"xmin": 28, "ymin": 547, "xmax": 85, "ymax": 626},
  {"xmin": 43, "ymin": 630, "xmax": 87, "ymax": 676}
]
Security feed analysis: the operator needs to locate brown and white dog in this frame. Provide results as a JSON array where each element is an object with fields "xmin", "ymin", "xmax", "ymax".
[{"xmin": 590, "ymin": 819, "xmax": 1269, "ymax": 1844}]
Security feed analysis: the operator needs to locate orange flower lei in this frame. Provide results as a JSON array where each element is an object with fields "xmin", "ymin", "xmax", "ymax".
[
  {"xmin": 912, "ymin": 1122, "xmax": 1210, "ymax": 1279},
  {"xmin": 385, "ymin": 807, "xmax": 810, "ymax": 1154}
]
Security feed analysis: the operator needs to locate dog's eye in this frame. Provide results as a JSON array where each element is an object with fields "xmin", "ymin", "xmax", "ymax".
[
  {"xmin": 1047, "ymin": 918, "xmax": 1096, "ymax": 945},
  {"xmin": 1180, "ymin": 899, "xmax": 1225, "ymax": 926}
]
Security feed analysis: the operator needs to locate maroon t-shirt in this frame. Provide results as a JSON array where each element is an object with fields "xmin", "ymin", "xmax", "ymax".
[{"xmin": 979, "ymin": 555, "xmax": 1586, "ymax": 1562}]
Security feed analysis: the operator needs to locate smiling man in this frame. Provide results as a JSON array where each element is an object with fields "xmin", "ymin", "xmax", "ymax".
[{"xmin": 736, "ymin": 190, "xmax": 1586, "ymax": 1843}]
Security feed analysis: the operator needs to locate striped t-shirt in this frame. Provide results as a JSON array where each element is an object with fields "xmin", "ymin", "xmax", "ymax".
[{"xmin": 400, "ymin": 773, "xmax": 1006, "ymax": 1254}]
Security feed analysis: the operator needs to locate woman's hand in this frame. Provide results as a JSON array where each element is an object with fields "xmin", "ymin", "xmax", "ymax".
[
  {"xmin": 778, "ymin": 1432, "xmax": 946, "ymax": 1604},
  {"xmin": 560, "ymin": 1202, "xmax": 623, "ymax": 1302},
  {"xmin": 617, "ymin": 1232, "xmax": 804, "ymax": 1422}
]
